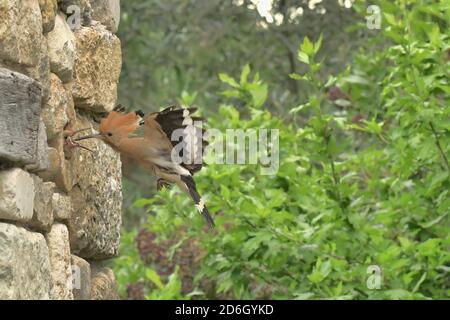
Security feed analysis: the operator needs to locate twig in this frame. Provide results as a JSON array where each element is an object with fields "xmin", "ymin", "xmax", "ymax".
[{"xmin": 429, "ymin": 122, "xmax": 450, "ymax": 175}]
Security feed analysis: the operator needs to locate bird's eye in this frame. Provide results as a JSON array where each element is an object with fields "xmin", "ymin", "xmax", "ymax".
[{"xmin": 107, "ymin": 132, "xmax": 113, "ymax": 137}]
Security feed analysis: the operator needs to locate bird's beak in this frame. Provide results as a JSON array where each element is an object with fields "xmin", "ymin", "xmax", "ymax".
[{"xmin": 74, "ymin": 132, "xmax": 102, "ymax": 141}]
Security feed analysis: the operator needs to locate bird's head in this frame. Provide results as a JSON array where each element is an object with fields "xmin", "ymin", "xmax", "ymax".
[{"xmin": 75, "ymin": 111, "xmax": 141, "ymax": 147}]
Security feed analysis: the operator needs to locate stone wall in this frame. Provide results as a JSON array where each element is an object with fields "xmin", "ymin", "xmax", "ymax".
[{"xmin": 0, "ymin": 0, "xmax": 122, "ymax": 300}]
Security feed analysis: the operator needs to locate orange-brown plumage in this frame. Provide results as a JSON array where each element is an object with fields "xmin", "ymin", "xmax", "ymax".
[{"xmin": 99, "ymin": 111, "xmax": 141, "ymax": 137}]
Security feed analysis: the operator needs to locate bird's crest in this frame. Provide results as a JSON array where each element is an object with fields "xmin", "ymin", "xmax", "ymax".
[{"xmin": 99, "ymin": 111, "xmax": 141, "ymax": 136}]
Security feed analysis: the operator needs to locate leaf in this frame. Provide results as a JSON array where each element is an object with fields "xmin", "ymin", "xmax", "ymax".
[
  {"xmin": 324, "ymin": 75, "xmax": 337, "ymax": 88},
  {"xmin": 300, "ymin": 36, "xmax": 314, "ymax": 56},
  {"xmin": 186, "ymin": 290, "xmax": 205, "ymax": 297},
  {"xmin": 419, "ymin": 212, "xmax": 449, "ymax": 229},
  {"xmin": 384, "ymin": 13, "xmax": 397, "ymax": 26},
  {"xmin": 294, "ymin": 292, "xmax": 314, "ymax": 300},
  {"xmin": 220, "ymin": 184, "xmax": 231, "ymax": 199},
  {"xmin": 363, "ymin": 118, "xmax": 384, "ymax": 135},
  {"xmin": 417, "ymin": 239, "xmax": 441, "ymax": 257},
  {"xmin": 398, "ymin": 236, "xmax": 413, "ymax": 250},
  {"xmin": 342, "ymin": 75, "xmax": 370, "ymax": 85},
  {"xmin": 298, "ymin": 51, "xmax": 310, "ymax": 64},
  {"xmin": 165, "ymin": 269, "xmax": 183, "ymax": 298},
  {"xmin": 308, "ymin": 269, "xmax": 323, "ymax": 284},
  {"xmin": 290, "ymin": 103, "xmax": 309, "ymax": 114},
  {"xmin": 179, "ymin": 90, "xmax": 198, "ymax": 106},
  {"xmin": 221, "ymin": 89, "xmax": 241, "ymax": 98},
  {"xmin": 427, "ymin": 24, "xmax": 440, "ymax": 46},
  {"xmin": 219, "ymin": 73, "xmax": 240, "ymax": 88},
  {"xmin": 249, "ymin": 83, "xmax": 268, "ymax": 108},
  {"xmin": 385, "ymin": 289, "xmax": 412, "ymax": 299},
  {"xmin": 289, "ymin": 73, "xmax": 306, "ymax": 80},
  {"xmin": 145, "ymin": 268, "xmax": 164, "ymax": 289},
  {"xmin": 308, "ymin": 258, "xmax": 331, "ymax": 284},
  {"xmin": 320, "ymin": 260, "xmax": 331, "ymax": 277},
  {"xmin": 240, "ymin": 64, "xmax": 251, "ymax": 85},
  {"xmin": 385, "ymin": 29, "xmax": 405, "ymax": 44},
  {"xmin": 314, "ymin": 33, "xmax": 323, "ymax": 54},
  {"xmin": 412, "ymin": 272, "xmax": 427, "ymax": 293}
]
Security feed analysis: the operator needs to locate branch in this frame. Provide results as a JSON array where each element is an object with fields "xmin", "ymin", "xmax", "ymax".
[{"xmin": 429, "ymin": 121, "xmax": 450, "ymax": 175}]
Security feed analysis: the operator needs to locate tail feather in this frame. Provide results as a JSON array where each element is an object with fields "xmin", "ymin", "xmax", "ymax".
[{"xmin": 180, "ymin": 175, "xmax": 215, "ymax": 228}]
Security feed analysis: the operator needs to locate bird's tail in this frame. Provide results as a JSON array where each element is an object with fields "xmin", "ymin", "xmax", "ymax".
[{"xmin": 179, "ymin": 175, "xmax": 215, "ymax": 228}]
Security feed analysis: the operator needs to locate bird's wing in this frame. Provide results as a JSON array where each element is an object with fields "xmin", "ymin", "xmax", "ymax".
[
  {"xmin": 143, "ymin": 107, "xmax": 215, "ymax": 228},
  {"xmin": 143, "ymin": 106, "xmax": 207, "ymax": 174}
]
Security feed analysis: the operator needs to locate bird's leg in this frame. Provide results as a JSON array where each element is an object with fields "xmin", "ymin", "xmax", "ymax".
[{"xmin": 157, "ymin": 178, "xmax": 173, "ymax": 191}]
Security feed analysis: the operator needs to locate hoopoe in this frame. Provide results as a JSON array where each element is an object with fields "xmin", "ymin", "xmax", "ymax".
[{"xmin": 74, "ymin": 106, "xmax": 215, "ymax": 228}]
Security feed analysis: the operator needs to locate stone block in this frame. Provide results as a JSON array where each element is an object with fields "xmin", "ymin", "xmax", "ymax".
[
  {"xmin": 39, "ymin": 0, "xmax": 58, "ymax": 33},
  {"xmin": 29, "ymin": 175, "xmax": 55, "ymax": 232},
  {"xmin": 25, "ymin": 120, "xmax": 50, "ymax": 173},
  {"xmin": 91, "ymin": 0, "xmax": 120, "ymax": 33},
  {"xmin": 0, "ymin": 0, "xmax": 43, "ymax": 72},
  {"xmin": 42, "ymin": 74, "xmax": 70, "ymax": 142},
  {"xmin": 38, "ymin": 146, "xmax": 75, "ymax": 192},
  {"xmin": 72, "ymin": 24, "xmax": 121, "ymax": 113},
  {"xmin": 71, "ymin": 255, "xmax": 91, "ymax": 300},
  {"xmin": 0, "ymin": 223, "xmax": 52, "ymax": 299},
  {"xmin": 52, "ymin": 192, "xmax": 72, "ymax": 220},
  {"xmin": 46, "ymin": 223, "xmax": 74, "ymax": 300},
  {"xmin": 0, "ymin": 168, "xmax": 35, "ymax": 222},
  {"xmin": 47, "ymin": 13, "xmax": 76, "ymax": 83},
  {"xmin": 0, "ymin": 68, "xmax": 42, "ymax": 166}
]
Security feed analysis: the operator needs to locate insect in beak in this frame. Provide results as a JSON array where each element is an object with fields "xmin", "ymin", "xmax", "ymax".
[{"xmin": 64, "ymin": 128, "xmax": 95, "ymax": 153}]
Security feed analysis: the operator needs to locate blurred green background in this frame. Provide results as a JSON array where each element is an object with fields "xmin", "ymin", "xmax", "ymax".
[{"xmin": 112, "ymin": 0, "xmax": 449, "ymax": 300}]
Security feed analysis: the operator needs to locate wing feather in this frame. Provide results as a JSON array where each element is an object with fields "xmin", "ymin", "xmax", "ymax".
[{"xmin": 144, "ymin": 106, "xmax": 207, "ymax": 175}]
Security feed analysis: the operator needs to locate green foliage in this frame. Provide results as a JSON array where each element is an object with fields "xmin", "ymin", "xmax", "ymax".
[
  {"xmin": 220, "ymin": 64, "xmax": 268, "ymax": 109},
  {"xmin": 114, "ymin": 0, "xmax": 449, "ymax": 300},
  {"xmin": 117, "ymin": 0, "xmax": 362, "ymax": 114}
]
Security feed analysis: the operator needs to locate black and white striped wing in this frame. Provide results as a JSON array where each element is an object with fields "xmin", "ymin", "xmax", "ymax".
[{"xmin": 152, "ymin": 106, "xmax": 207, "ymax": 175}]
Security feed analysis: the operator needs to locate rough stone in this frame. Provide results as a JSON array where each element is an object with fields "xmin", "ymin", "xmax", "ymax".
[
  {"xmin": 0, "ymin": 68, "xmax": 42, "ymax": 166},
  {"xmin": 39, "ymin": 0, "xmax": 58, "ymax": 33},
  {"xmin": 38, "ymin": 146, "xmax": 74, "ymax": 192},
  {"xmin": 42, "ymin": 74, "xmax": 70, "ymax": 141},
  {"xmin": 29, "ymin": 176, "xmax": 55, "ymax": 232},
  {"xmin": 68, "ymin": 115, "xmax": 122, "ymax": 259},
  {"xmin": 47, "ymin": 13, "xmax": 76, "ymax": 83},
  {"xmin": 58, "ymin": 0, "xmax": 93, "ymax": 28},
  {"xmin": 62, "ymin": 81, "xmax": 78, "ymax": 124},
  {"xmin": 0, "ymin": 168, "xmax": 35, "ymax": 223},
  {"xmin": 71, "ymin": 255, "xmax": 91, "ymax": 300},
  {"xmin": 0, "ymin": 223, "xmax": 52, "ymax": 299},
  {"xmin": 39, "ymin": 39, "xmax": 52, "ymax": 100},
  {"xmin": 90, "ymin": 264, "xmax": 119, "ymax": 300},
  {"xmin": 46, "ymin": 223, "xmax": 74, "ymax": 300},
  {"xmin": 25, "ymin": 120, "xmax": 50, "ymax": 172},
  {"xmin": 0, "ymin": 0, "xmax": 43, "ymax": 77},
  {"xmin": 91, "ymin": 0, "xmax": 120, "ymax": 33},
  {"xmin": 52, "ymin": 192, "xmax": 72, "ymax": 220},
  {"xmin": 72, "ymin": 24, "xmax": 122, "ymax": 113}
]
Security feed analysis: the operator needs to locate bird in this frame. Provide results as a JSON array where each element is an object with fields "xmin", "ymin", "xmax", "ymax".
[{"xmin": 74, "ymin": 105, "xmax": 215, "ymax": 228}]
